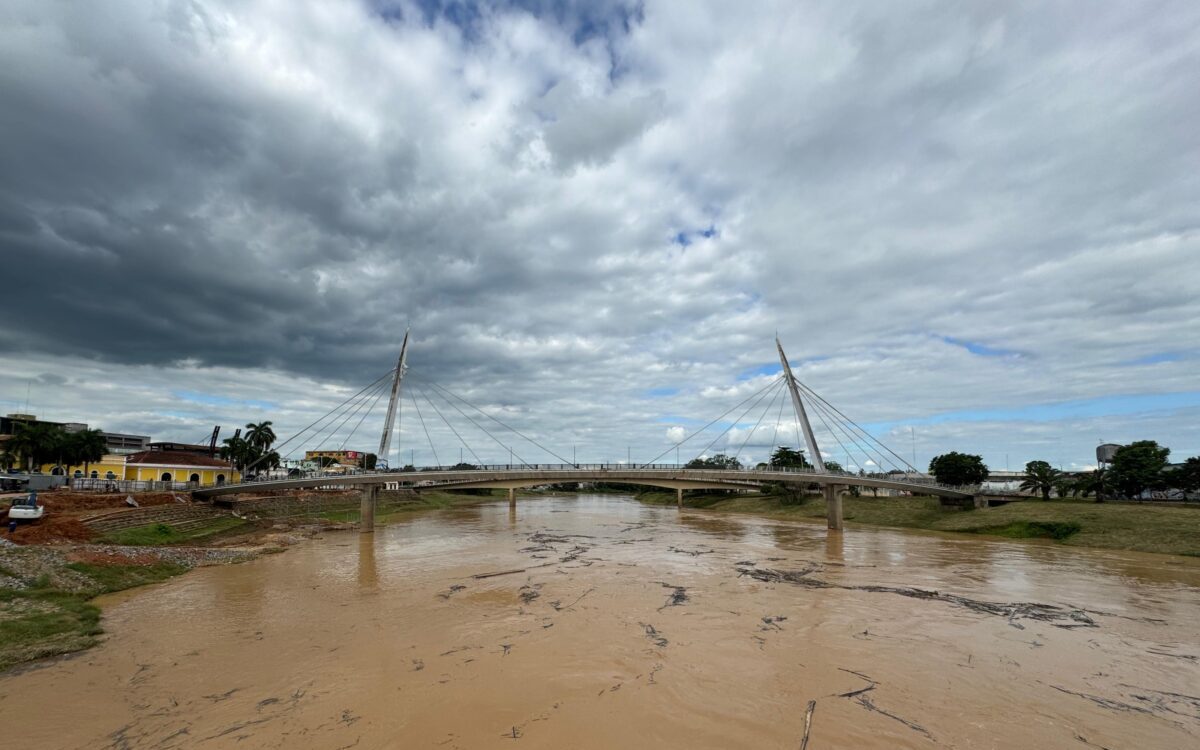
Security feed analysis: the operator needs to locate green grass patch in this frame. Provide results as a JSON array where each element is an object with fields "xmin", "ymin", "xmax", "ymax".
[
  {"xmin": 65, "ymin": 562, "xmax": 189, "ymax": 593},
  {"xmin": 1, "ymin": 561, "xmax": 191, "ymax": 671},
  {"xmin": 100, "ymin": 517, "xmax": 246, "ymax": 546},
  {"xmin": 965, "ymin": 521, "xmax": 1082, "ymax": 540},
  {"xmin": 635, "ymin": 491, "xmax": 1200, "ymax": 557}
]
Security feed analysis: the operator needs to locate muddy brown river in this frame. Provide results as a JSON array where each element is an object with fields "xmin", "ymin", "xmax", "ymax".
[{"xmin": 2, "ymin": 495, "xmax": 1199, "ymax": 749}]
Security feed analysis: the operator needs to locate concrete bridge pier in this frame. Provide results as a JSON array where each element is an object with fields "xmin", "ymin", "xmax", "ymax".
[
  {"xmin": 507, "ymin": 487, "xmax": 516, "ymax": 509},
  {"xmin": 676, "ymin": 488, "xmax": 683, "ymax": 508},
  {"xmin": 823, "ymin": 484, "xmax": 844, "ymax": 531},
  {"xmin": 360, "ymin": 485, "xmax": 378, "ymax": 533}
]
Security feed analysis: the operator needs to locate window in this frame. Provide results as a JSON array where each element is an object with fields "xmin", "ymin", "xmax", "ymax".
[
  {"xmin": 74, "ymin": 470, "xmax": 83, "ymax": 478},
  {"xmin": 105, "ymin": 471, "xmax": 116, "ymax": 480},
  {"xmin": 216, "ymin": 474, "xmax": 226, "ymax": 485},
  {"xmin": 161, "ymin": 472, "xmax": 172, "ymax": 482},
  {"xmin": 190, "ymin": 473, "xmax": 200, "ymax": 483},
  {"xmin": 51, "ymin": 466, "xmax": 64, "ymax": 476},
  {"xmin": 90, "ymin": 471, "xmax": 98, "ymax": 479}
]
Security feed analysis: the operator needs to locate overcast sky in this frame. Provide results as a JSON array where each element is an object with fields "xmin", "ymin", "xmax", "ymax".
[{"xmin": 2, "ymin": 0, "xmax": 1198, "ymax": 471}]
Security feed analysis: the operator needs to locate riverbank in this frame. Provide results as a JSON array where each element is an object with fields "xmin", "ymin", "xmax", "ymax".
[
  {"xmin": 638, "ymin": 491, "xmax": 1200, "ymax": 557},
  {"xmin": 0, "ymin": 489, "xmax": 505, "ymax": 671},
  {"xmin": 0, "ymin": 541, "xmax": 261, "ymax": 671}
]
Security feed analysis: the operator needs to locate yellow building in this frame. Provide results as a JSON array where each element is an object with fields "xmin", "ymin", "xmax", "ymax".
[
  {"xmin": 123, "ymin": 448, "xmax": 240, "ymax": 485},
  {"xmin": 43, "ymin": 454, "xmax": 129, "ymax": 481}
]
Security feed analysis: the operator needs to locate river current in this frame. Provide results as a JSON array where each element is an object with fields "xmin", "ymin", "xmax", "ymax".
[{"xmin": 2, "ymin": 494, "xmax": 1198, "ymax": 748}]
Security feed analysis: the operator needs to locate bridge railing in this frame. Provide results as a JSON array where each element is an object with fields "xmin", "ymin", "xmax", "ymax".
[{"xmin": 212, "ymin": 463, "xmax": 957, "ymax": 490}]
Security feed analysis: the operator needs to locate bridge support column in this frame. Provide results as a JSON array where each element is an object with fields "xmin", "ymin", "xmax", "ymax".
[
  {"xmin": 676, "ymin": 488, "xmax": 683, "ymax": 508},
  {"xmin": 507, "ymin": 487, "xmax": 516, "ymax": 509},
  {"xmin": 824, "ymin": 484, "xmax": 844, "ymax": 531},
  {"xmin": 360, "ymin": 485, "xmax": 378, "ymax": 533}
]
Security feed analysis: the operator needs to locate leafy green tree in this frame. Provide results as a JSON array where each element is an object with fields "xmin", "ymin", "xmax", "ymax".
[
  {"xmin": 1109, "ymin": 440, "xmax": 1169, "ymax": 498},
  {"xmin": 1173, "ymin": 457, "xmax": 1200, "ymax": 496},
  {"xmin": 1020, "ymin": 460, "xmax": 1061, "ymax": 500},
  {"xmin": 767, "ymin": 446, "xmax": 811, "ymax": 469},
  {"xmin": 928, "ymin": 452, "xmax": 989, "ymax": 487},
  {"xmin": 685, "ymin": 453, "xmax": 742, "ymax": 470},
  {"xmin": 1075, "ymin": 467, "xmax": 1108, "ymax": 502}
]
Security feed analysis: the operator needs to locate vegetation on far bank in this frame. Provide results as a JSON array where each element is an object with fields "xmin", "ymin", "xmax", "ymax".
[{"xmin": 637, "ymin": 491, "xmax": 1200, "ymax": 557}]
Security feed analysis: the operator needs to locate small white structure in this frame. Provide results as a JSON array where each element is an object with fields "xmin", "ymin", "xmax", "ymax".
[{"xmin": 7, "ymin": 492, "xmax": 45, "ymax": 521}]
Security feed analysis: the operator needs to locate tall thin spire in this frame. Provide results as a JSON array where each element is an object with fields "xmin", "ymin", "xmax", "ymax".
[
  {"xmin": 776, "ymin": 337, "xmax": 826, "ymax": 472},
  {"xmin": 377, "ymin": 328, "xmax": 410, "ymax": 466}
]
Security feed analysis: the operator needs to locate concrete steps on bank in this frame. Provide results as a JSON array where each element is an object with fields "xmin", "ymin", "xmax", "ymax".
[{"xmin": 80, "ymin": 504, "xmax": 229, "ymax": 533}]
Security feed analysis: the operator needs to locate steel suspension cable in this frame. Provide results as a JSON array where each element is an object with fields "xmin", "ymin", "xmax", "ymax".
[
  {"xmin": 252, "ymin": 369, "xmax": 396, "ymax": 470},
  {"xmin": 732, "ymin": 377, "xmax": 785, "ymax": 463},
  {"xmin": 803, "ymin": 391, "xmax": 858, "ymax": 475},
  {"xmin": 414, "ymin": 385, "xmax": 484, "ymax": 466},
  {"xmin": 311, "ymin": 377, "xmax": 391, "ymax": 453},
  {"xmin": 805, "ymin": 392, "xmax": 901, "ymax": 474},
  {"xmin": 693, "ymin": 377, "xmax": 786, "ymax": 464},
  {"xmin": 642, "ymin": 375, "xmax": 785, "ymax": 466},
  {"xmin": 795, "ymin": 381, "xmax": 918, "ymax": 473},
  {"xmin": 420, "ymin": 381, "xmax": 533, "ymax": 468},
  {"xmin": 340, "ymin": 377, "xmax": 391, "ymax": 451},
  {"xmin": 408, "ymin": 388, "xmax": 441, "ymax": 467},
  {"xmin": 421, "ymin": 378, "xmax": 570, "ymax": 465},
  {"xmin": 768, "ymin": 378, "xmax": 789, "ymax": 455}
]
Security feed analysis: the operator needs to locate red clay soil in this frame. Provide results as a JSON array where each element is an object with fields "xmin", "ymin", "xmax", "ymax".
[
  {"xmin": 4, "ymin": 515, "xmax": 95, "ymax": 544},
  {"xmin": 36, "ymin": 491, "xmax": 181, "ymax": 512}
]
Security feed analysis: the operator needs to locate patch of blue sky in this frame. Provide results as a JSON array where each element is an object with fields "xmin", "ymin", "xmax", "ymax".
[
  {"xmin": 1121, "ymin": 351, "xmax": 1189, "ymax": 365},
  {"xmin": 865, "ymin": 391, "xmax": 1200, "ymax": 432},
  {"xmin": 940, "ymin": 336, "xmax": 1022, "ymax": 358},
  {"xmin": 673, "ymin": 224, "xmax": 719, "ymax": 248},
  {"xmin": 737, "ymin": 363, "xmax": 782, "ymax": 380},
  {"xmin": 654, "ymin": 415, "xmax": 704, "ymax": 425},
  {"xmin": 644, "ymin": 387, "xmax": 680, "ymax": 398},
  {"xmin": 173, "ymin": 391, "xmax": 277, "ymax": 411}
]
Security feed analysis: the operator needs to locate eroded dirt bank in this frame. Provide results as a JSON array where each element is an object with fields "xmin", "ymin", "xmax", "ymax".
[{"xmin": 1, "ymin": 494, "xmax": 1197, "ymax": 749}]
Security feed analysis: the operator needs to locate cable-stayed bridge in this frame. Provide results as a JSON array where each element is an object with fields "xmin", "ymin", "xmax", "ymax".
[{"xmin": 196, "ymin": 336, "xmax": 976, "ymax": 530}]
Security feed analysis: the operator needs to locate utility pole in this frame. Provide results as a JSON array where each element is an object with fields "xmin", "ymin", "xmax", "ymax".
[
  {"xmin": 377, "ymin": 328, "xmax": 410, "ymax": 468},
  {"xmin": 776, "ymin": 338, "xmax": 825, "ymax": 473}
]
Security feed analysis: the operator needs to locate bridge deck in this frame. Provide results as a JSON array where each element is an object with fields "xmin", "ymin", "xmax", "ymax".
[{"xmin": 193, "ymin": 467, "xmax": 973, "ymax": 499}]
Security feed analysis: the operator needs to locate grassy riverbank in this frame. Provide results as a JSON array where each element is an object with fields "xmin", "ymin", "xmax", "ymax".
[
  {"xmin": 310, "ymin": 489, "xmax": 508, "ymax": 524},
  {"xmin": 638, "ymin": 492, "xmax": 1200, "ymax": 557},
  {"xmin": 0, "ymin": 548, "xmax": 193, "ymax": 671}
]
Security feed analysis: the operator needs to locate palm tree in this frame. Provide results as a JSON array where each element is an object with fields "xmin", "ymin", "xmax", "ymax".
[
  {"xmin": 220, "ymin": 436, "xmax": 251, "ymax": 473},
  {"xmin": 1020, "ymin": 460, "xmax": 1061, "ymax": 501},
  {"xmin": 8, "ymin": 422, "xmax": 62, "ymax": 472},
  {"xmin": 70, "ymin": 429, "xmax": 108, "ymax": 478},
  {"xmin": 244, "ymin": 421, "xmax": 276, "ymax": 451}
]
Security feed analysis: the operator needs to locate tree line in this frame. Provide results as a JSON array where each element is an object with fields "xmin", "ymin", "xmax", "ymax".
[
  {"xmin": 0, "ymin": 422, "xmax": 108, "ymax": 477},
  {"xmin": 928, "ymin": 441, "xmax": 1200, "ymax": 500}
]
